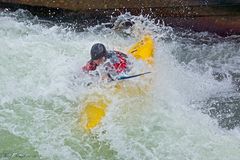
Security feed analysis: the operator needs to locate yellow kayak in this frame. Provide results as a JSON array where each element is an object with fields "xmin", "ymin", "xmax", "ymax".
[{"xmin": 79, "ymin": 35, "xmax": 154, "ymax": 131}]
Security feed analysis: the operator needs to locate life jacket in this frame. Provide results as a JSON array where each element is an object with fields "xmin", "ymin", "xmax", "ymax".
[
  {"xmin": 107, "ymin": 51, "xmax": 128, "ymax": 73},
  {"xmin": 82, "ymin": 51, "xmax": 128, "ymax": 73}
]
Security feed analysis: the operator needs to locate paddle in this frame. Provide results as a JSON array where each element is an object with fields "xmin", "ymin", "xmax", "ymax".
[
  {"xmin": 117, "ymin": 72, "xmax": 151, "ymax": 80},
  {"xmin": 86, "ymin": 72, "xmax": 151, "ymax": 86}
]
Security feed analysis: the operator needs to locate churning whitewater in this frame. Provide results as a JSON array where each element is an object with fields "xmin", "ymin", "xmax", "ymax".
[{"xmin": 0, "ymin": 9, "xmax": 240, "ymax": 160}]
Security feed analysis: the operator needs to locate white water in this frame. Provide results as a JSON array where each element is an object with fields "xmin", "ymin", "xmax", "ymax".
[{"xmin": 0, "ymin": 10, "xmax": 240, "ymax": 160}]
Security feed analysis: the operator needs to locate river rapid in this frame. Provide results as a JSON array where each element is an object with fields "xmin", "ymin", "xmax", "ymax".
[{"xmin": 0, "ymin": 9, "xmax": 240, "ymax": 160}]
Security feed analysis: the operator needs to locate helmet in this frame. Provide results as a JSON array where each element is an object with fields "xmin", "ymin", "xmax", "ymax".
[{"xmin": 90, "ymin": 43, "xmax": 107, "ymax": 60}]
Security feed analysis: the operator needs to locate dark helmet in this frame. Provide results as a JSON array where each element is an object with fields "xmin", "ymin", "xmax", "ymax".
[{"xmin": 90, "ymin": 43, "xmax": 107, "ymax": 60}]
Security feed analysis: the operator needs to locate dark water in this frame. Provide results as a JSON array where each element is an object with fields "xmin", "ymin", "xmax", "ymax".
[{"xmin": 170, "ymin": 30, "xmax": 240, "ymax": 129}]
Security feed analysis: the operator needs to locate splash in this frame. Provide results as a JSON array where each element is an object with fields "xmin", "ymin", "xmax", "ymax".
[{"xmin": 0, "ymin": 9, "xmax": 240, "ymax": 160}]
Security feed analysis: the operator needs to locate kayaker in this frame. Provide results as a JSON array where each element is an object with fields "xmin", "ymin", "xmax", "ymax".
[{"xmin": 82, "ymin": 43, "xmax": 131, "ymax": 81}]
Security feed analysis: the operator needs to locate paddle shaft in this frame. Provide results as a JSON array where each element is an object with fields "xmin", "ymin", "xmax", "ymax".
[{"xmin": 117, "ymin": 72, "xmax": 151, "ymax": 80}]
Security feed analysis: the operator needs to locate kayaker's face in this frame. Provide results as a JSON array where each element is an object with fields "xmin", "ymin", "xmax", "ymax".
[{"xmin": 93, "ymin": 56, "xmax": 105, "ymax": 66}]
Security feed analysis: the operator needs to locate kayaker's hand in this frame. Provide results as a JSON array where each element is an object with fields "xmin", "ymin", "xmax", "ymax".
[{"xmin": 99, "ymin": 72, "xmax": 114, "ymax": 82}]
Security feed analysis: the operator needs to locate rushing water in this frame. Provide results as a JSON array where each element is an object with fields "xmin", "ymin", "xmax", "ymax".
[{"xmin": 0, "ymin": 9, "xmax": 240, "ymax": 160}]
